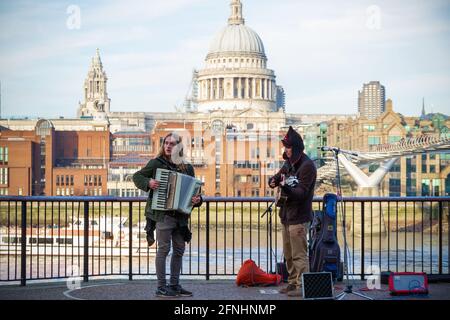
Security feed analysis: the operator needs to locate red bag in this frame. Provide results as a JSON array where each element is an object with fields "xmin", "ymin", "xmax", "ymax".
[{"xmin": 236, "ymin": 259, "xmax": 282, "ymax": 287}]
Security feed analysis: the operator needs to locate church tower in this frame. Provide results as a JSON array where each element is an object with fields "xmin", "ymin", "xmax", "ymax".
[{"xmin": 77, "ymin": 49, "xmax": 111, "ymax": 120}]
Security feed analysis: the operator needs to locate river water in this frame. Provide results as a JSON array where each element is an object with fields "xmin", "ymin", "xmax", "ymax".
[{"xmin": 1, "ymin": 228, "xmax": 448, "ymax": 282}]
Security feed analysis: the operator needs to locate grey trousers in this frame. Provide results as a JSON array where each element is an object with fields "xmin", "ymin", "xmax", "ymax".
[{"xmin": 155, "ymin": 215, "xmax": 185, "ymax": 288}]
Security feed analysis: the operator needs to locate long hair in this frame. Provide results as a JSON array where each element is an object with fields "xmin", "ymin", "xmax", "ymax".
[{"xmin": 157, "ymin": 132, "xmax": 187, "ymax": 172}]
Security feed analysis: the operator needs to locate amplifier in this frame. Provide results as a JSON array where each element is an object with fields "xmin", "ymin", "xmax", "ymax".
[
  {"xmin": 302, "ymin": 272, "xmax": 334, "ymax": 300},
  {"xmin": 389, "ymin": 272, "xmax": 429, "ymax": 295}
]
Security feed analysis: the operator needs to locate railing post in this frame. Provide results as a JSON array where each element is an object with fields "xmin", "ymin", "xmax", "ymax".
[
  {"xmin": 206, "ymin": 201, "xmax": 210, "ymax": 281},
  {"xmin": 20, "ymin": 201, "xmax": 27, "ymax": 286},
  {"xmin": 129, "ymin": 202, "xmax": 133, "ymax": 281},
  {"xmin": 361, "ymin": 202, "xmax": 365, "ymax": 281},
  {"xmin": 83, "ymin": 201, "xmax": 89, "ymax": 283},
  {"xmin": 439, "ymin": 201, "xmax": 443, "ymax": 275}
]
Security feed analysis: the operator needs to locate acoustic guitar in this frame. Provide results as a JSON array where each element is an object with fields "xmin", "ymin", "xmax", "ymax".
[{"xmin": 275, "ymin": 174, "xmax": 288, "ymax": 207}]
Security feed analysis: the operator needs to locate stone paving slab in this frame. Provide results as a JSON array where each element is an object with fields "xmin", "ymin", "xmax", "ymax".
[{"xmin": 1, "ymin": 279, "xmax": 449, "ymax": 300}]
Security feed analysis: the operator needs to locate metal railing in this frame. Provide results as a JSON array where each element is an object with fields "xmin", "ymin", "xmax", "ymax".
[{"xmin": 0, "ymin": 196, "xmax": 448, "ymax": 286}]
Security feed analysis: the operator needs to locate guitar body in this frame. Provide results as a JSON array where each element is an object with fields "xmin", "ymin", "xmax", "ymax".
[{"xmin": 275, "ymin": 174, "xmax": 288, "ymax": 207}]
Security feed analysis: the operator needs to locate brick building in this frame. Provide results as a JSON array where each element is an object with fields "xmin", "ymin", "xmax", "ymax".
[{"xmin": 0, "ymin": 119, "xmax": 110, "ymax": 196}]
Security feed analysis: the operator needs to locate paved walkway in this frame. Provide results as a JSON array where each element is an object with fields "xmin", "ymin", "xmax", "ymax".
[{"xmin": 1, "ymin": 278, "xmax": 449, "ymax": 300}]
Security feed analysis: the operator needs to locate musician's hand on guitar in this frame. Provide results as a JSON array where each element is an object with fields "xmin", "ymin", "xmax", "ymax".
[
  {"xmin": 280, "ymin": 175, "xmax": 286, "ymax": 187},
  {"xmin": 191, "ymin": 195, "xmax": 201, "ymax": 205},
  {"xmin": 269, "ymin": 179, "xmax": 276, "ymax": 188},
  {"xmin": 149, "ymin": 179, "xmax": 160, "ymax": 190}
]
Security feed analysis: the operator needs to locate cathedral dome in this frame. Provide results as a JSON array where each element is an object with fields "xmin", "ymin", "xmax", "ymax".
[
  {"xmin": 206, "ymin": 0, "xmax": 266, "ymax": 59},
  {"xmin": 208, "ymin": 24, "xmax": 265, "ymax": 58},
  {"xmin": 196, "ymin": 0, "xmax": 280, "ymax": 113}
]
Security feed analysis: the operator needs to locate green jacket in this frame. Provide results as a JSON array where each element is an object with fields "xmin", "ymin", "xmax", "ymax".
[{"xmin": 132, "ymin": 156, "xmax": 202, "ymax": 226}]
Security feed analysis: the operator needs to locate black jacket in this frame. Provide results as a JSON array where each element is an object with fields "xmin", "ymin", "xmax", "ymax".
[{"xmin": 270, "ymin": 153, "xmax": 317, "ymax": 225}]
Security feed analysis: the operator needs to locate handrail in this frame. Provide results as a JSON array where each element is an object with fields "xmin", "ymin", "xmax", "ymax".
[{"xmin": 0, "ymin": 196, "xmax": 448, "ymax": 202}]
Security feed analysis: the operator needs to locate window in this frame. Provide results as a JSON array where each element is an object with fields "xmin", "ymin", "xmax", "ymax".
[
  {"xmin": 368, "ymin": 137, "xmax": 380, "ymax": 145},
  {"xmin": 0, "ymin": 147, "xmax": 7, "ymax": 164},
  {"xmin": 56, "ymin": 175, "xmax": 60, "ymax": 186},
  {"xmin": 406, "ymin": 178, "xmax": 416, "ymax": 196},
  {"xmin": 70, "ymin": 176, "xmax": 74, "ymax": 186},
  {"xmin": 432, "ymin": 179, "xmax": 440, "ymax": 196},
  {"xmin": 0, "ymin": 168, "xmax": 8, "ymax": 185},
  {"xmin": 421, "ymin": 179, "xmax": 430, "ymax": 196},
  {"xmin": 388, "ymin": 136, "xmax": 401, "ymax": 144}
]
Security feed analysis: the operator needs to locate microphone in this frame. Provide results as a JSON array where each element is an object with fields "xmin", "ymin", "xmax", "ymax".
[
  {"xmin": 319, "ymin": 146, "xmax": 359, "ymax": 157},
  {"xmin": 320, "ymin": 146, "xmax": 340, "ymax": 152}
]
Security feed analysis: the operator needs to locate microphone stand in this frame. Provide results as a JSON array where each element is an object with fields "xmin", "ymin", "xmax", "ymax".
[{"xmin": 328, "ymin": 148, "xmax": 373, "ymax": 300}]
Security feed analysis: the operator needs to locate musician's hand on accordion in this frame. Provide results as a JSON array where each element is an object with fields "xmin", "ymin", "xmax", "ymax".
[
  {"xmin": 191, "ymin": 195, "xmax": 202, "ymax": 206},
  {"xmin": 149, "ymin": 179, "xmax": 160, "ymax": 190}
]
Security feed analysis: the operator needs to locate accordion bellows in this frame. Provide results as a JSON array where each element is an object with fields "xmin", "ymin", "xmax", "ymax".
[{"xmin": 151, "ymin": 168, "xmax": 203, "ymax": 215}]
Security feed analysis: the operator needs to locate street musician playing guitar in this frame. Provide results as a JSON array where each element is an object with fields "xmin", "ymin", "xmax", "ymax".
[{"xmin": 268, "ymin": 126, "xmax": 317, "ymax": 297}]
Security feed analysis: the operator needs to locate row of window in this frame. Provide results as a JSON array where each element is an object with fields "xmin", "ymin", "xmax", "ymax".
[
  {"xmin": 235, "ymin": 175, "xmax": 260, "ymax": 184},
  {"xmin": 56, "ymin": 175, "xmax": 74, "ymax": 186},
  {"xmin": 212, "ymin": 58, "xmax": 262, "ymax": 64},
  {"xmin": 1, "ymin": 237, "xmax": 73, "ymax": 245},
  {"xmin": 56, "ymin": 188, "xmax": 74, "ymax": 196},
  {"xmin": 84, "ymin": 175, "xmax": 103, "ymax": 186},
  {"xmin": 367, "ymin": 136, "xmax": 402, "ymax": 145},
  {"xmin": 235, "ymin": 189, "xmax": 275, "ymax": 197},
  {"xmin": 84, "ymin": 188, "xmax": 103, "ymax": 196},
  {"xmin": 234, "ymin": 161, "xmax": 260, "ymax": 169}
]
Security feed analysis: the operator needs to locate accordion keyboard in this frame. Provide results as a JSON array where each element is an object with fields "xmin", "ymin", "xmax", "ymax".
[{"xmin": 154, "ymin": 169, "xmax": 170, "ymax": 210}]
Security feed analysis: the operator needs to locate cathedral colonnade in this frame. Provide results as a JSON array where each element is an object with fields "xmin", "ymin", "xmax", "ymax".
[{"xmin": 199, "ymin": 77, "xmax": 276, "ymax": 101}]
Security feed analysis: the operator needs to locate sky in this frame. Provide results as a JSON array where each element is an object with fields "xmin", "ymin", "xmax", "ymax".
[{"xmin": 0, "ymin": 0, "xmax": 449, "ymax": 119}]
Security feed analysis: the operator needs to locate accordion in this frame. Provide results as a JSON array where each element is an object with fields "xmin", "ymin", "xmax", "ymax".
[{"xmin": 151, "ymin": 168, "xmax": 203, "ymax": 215}]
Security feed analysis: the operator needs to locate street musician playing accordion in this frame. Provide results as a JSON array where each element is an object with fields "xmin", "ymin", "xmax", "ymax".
[{"xmin": 133, "ymin": 132, "xmax": 203, "ymax": 298}]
